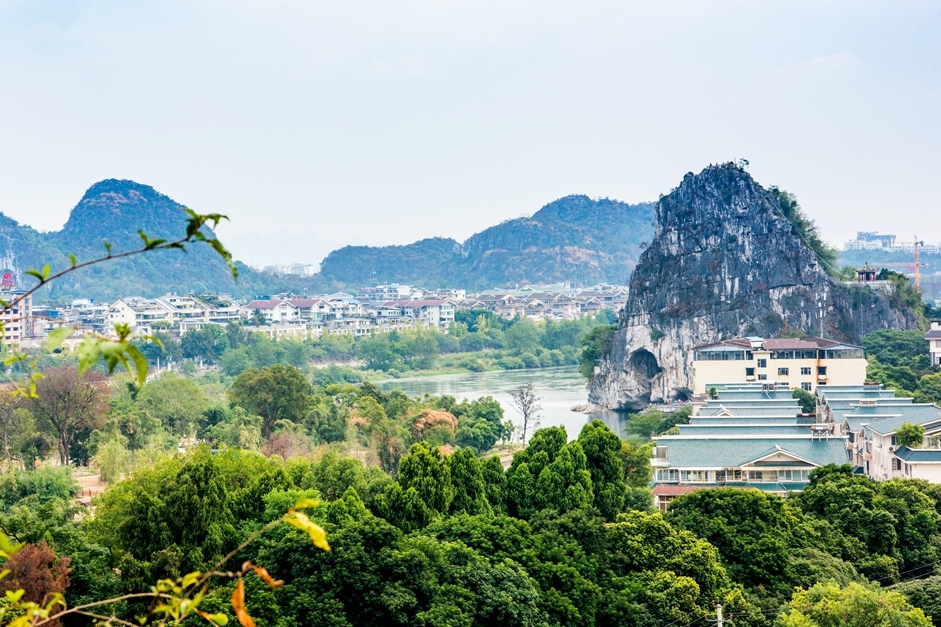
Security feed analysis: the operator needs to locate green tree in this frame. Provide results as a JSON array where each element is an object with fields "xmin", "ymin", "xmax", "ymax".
[
  {"xmin": 620, "ymin": 440, "xmax": 653, "ymax": 487},
  {"xmin": 481, "ymin": 455, "xmax": 506, "ymax": 513},
  {"xmin": 228, "ymin": 365, "xmax": 311, "ymax": 438},
  {"xmin": 30, "ymin": 367, "xmax": 110, "ymax": 466},
  {"xmin": 578, "ymin": 420, "xmax": 627, "ymax": 520},
  {"xmin": 506, "ymin": 426, "xmax": 593, "ymax": 518},
  {"xmin": 792, "ymin": 386, "xmax": 816, "ymax": 414},
  {"xmin": 453, "ymin": 396, "xmax": 504, "ymax": 452},
  {"xmin": 397, "ymin": 442, "xmax": 454, "ymax": 516},
  {"xmin": 355, "ymin": 336, "xmax": 397, "ymax": 371},
  {"xmin": 916, "ymin": 373, "xmax": 941, "ymax": 405},
  {"xmin": 625, "ymin": 411, "xmax": 663, "ymax": 439},
  {"xmin": 218, "ymin": 347, "xmax": 256, "ymax": 377},
  {"xmin": 896, "ymin": 575, "xmax": 941, "ymax": 627},
  {"xmin": 447, "ymin": 448, "xmax": 491, "ymax": 516},
  {"xmin": 505, "ymin": 318, "xmax": 541, "ymax": 355},
  {"xmin": 778, "ymin": 581, "xmax": 931, "ymax": 627},
  {"xmin": 136, "ymin": 373, "xmax": 208, "ymax": 436},
  {"xmin": 668, "ymin": 488, "xmax": 797, "ymax": 592},
  {"xmin": 580, "ymin": 324, "xmax": 616, "ymax": 379},
  {"xmin": 180, "ymin": 325, "xmax": 230, "ymax": 364},
  {"xmin": 862, "ymin": 329, "xmax": 930, "ymax": 367},
  {"xmin": 896, "ymin": 422, "xmax": 926, "ymax": 448}
]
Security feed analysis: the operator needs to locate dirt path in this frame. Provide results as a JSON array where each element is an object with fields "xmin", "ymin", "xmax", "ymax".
[{"xmin": 74, "ymin": 472, "xmax": 106, "ymax": 507}]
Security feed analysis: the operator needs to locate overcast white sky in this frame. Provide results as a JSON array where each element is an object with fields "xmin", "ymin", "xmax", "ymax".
[{"xmin": 0, "ymin": 0, "xmax": 938, "ymax": 266}]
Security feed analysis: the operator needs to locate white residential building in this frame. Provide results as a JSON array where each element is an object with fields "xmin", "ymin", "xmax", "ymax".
[
  {"xmin": 383, "ymin": 300, "xmax": 455, "ymax": 329},
  {"xmin": 927, "ymin": 321, "xmax": 941, "ymax": 367}
]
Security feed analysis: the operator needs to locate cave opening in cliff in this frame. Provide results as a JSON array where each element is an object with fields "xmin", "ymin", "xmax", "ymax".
[{"xmin": 628, "ymin": 349, "xmax": 662, "ymax": 382}]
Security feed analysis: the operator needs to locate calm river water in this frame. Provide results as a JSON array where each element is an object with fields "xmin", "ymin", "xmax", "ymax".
[{"xmin": 376, "ymin": 366, "xmax": 627, "ymax": 440}]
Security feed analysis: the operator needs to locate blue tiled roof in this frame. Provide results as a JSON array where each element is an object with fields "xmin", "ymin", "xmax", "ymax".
[
  {"xmin": 679, "ymin": 425, "xmax": 810, "ymax": 435},
  {"xmin": 655, "ymin": 436, "xmax": 850, "ymax": 469},
  {"xmin": 844, "ymin": 404, "xmax": 941, "ymax": 435},
  {"xmin": 895, "ymin": 446, "xmax": 941, "ymax": 462},
  {"xmin": 693, "ymin": 417, "xmax": 810, "ymax": 426}
]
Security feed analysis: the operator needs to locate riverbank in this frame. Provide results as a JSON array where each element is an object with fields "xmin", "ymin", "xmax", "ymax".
[{"xmin": 375, "ymin": 365, "xmax": 627, "ymax": 440}]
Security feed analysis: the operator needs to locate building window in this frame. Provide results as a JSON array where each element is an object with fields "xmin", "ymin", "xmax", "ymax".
[
  {"xmin": 778, "ymin": 367, "xmax": 789, "ymax": 376},
  {"xmin": 891, "ymin": 435, "xmax": 898, "ymax": 446},
  {"xmin": 801, "ymin": 382, "xmax": 812, "ymax": 391},
  {"xmin": 748, "ymin": 471, "xmax": 763, "ymax": 481},
  {"xmin": 780, "ymin": 469, "xmax": 810, "ymax": 481},
  {"xmin": 818, "ymin": 366, "xmax": 827, "ymax": 375},
  {"xmin": 758, "ymin": 374, "xmax": 767, "ymax": 381},
  {"xmin": 680, "ymin": 470, "xmax": 706, "ymax": 482},
  {"xmin": 801, "ymin": 367, "xmax": 812, "ymax": 375},
  {"xmin": 656, "ymin": 469, "xmax": 679, "ymax": 482},
  {"xmin": 745, "ymin": 367, "xmax": 755, "ymax": 376},
  {"xmin": 757, "ymin": 359, "xmax": 767, "ymax": 368}
]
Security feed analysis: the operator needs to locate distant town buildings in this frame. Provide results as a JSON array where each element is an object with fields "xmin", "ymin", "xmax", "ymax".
[
  {"xmin": 12, "ymin": 282, "xmax": 624, "ymax": 348},
  {"xmin": 844, "ymin": 231, "xmax": 941, "ymax": 254},
  {"xmin": 259, "ymin": 263, "xmax": 320, "ymax": 277}
]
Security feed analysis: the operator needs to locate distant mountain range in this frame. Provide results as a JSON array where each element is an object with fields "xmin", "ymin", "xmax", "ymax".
[
  {"xmin": 319, "ymin": 195, "xmax": 656, "ymax": 289},
  {"xmin": 0, "ymin": 181, "xmax": 656, "ymax": 301}
]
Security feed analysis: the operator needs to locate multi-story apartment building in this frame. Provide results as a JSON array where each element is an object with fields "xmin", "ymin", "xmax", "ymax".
[
  {"xmin": 691, "ymin": 337, "xmax": 867, "ymax": 394},
  {"xmin": 0, "ymin": 291, "xmax": 32, "ymax": 346}
]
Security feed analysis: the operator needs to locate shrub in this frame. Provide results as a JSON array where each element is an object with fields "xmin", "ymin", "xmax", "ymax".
[
  {"xmin": 497, "ymin": 357, "xmax": 525, "ymax": 370},
  {"xmin": 520, "ymin": 353, "xmax": 540, "ymax": 368}
]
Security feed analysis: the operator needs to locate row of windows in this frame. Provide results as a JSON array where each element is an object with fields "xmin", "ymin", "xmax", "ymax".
[
  {"xmin": 655, "ymin": 469, "xmax": 811, "ymax": 482},
  {"xmin": 696, "ymin": 348, "xmax": 862, "ymax": 361}
]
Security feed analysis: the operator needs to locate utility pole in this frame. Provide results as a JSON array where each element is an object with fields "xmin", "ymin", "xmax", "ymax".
[{"xmin": 706, "ymin": 604, "xmax": 724, "ymax": 627}]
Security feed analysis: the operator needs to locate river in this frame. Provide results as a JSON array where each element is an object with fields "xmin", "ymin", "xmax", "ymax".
[{"xmin": 376, "ymin": 365, "xmax": 628, "ymax": 440}]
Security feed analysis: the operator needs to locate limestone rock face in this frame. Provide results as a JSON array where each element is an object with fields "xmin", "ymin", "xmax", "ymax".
[{"xmin": 587, "ymin": 163, "xmax": 918, "ymax": 411}]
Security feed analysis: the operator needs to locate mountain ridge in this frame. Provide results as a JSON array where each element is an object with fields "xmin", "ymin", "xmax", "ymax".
[
  {"xmin": 319, "ymin": 194, "xmax": 656, "ymax": 289},
  {"xmin": 0, "ymin": 183, "xmax": 655, "ymax": 300}
]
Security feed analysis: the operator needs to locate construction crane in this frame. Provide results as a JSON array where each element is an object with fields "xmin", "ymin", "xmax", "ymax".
[{"xmin": 914, "ymin": 236, "xmax": 925, "ymax": 289}]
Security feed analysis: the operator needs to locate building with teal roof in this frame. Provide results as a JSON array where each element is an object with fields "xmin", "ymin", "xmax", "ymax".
[
  {"xmin": 815, "ymin": 384, "xmax": 941, "ymax": 482},
  {"xmin": 651, "ymin": 382, "xmax": 847, "ymax": 511}
]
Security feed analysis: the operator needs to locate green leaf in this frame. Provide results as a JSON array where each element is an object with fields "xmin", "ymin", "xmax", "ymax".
[
  {"xmin": 125, "ymin": 343, "xmax": 150, "ymax": 386},
  {"xmin": 283, "ymin": 510, "xmax": 330, "ymax": 551},
  {"xmin": 46, "ymin": 327, "xmax": 71, "ymax": 351},
  {"xmin": 5, "ymin": 589, "xmax": 24, "ymax": 603},
  {"xmin": 68, "ymin": 253, "xmax": 77, "ymax": 267},
  {"xmin": 0, "ymin": 530, "xmax": 23, "ymax": 558},
  {"xmin": 42, "ymin": 264, "xmax": 50, "ymax": 279}
]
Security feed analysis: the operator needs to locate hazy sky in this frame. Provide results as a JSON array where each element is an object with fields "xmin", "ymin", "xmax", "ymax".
[{"xmin": 0, "ymin": 0, "xmax": 938, "ymax": 266}]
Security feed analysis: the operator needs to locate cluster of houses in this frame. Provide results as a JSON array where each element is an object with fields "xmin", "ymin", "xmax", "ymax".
[
  {"xmin": 8, "ymin": 282, "xmax": 630, "ymax": 347},
  {"xmin": 651, "ymin": 331, "xmax": 941, "ymax": 509}
]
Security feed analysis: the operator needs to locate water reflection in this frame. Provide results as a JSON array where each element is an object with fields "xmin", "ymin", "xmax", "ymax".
[{"xmin": 375, "ymin": 366, "xmax": 627, "ymax": 440}]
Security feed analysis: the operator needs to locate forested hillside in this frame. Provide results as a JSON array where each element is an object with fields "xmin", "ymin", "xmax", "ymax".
[
  {"xmin": 320, "ymin": 195, "xmax": 656, "ymax": 289},
  {"xmin": 0, "ymin": 180, "xmax": 329, "ymax": 301}
]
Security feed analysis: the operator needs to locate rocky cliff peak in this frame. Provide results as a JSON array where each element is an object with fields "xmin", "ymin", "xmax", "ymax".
[
  {"xmin": 587, "ymin": 163, "xmax": 919, "ymax": 411},
  {"xmin": 58, "ymin": 179, "xmax": 205, "ymax": 255}
]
